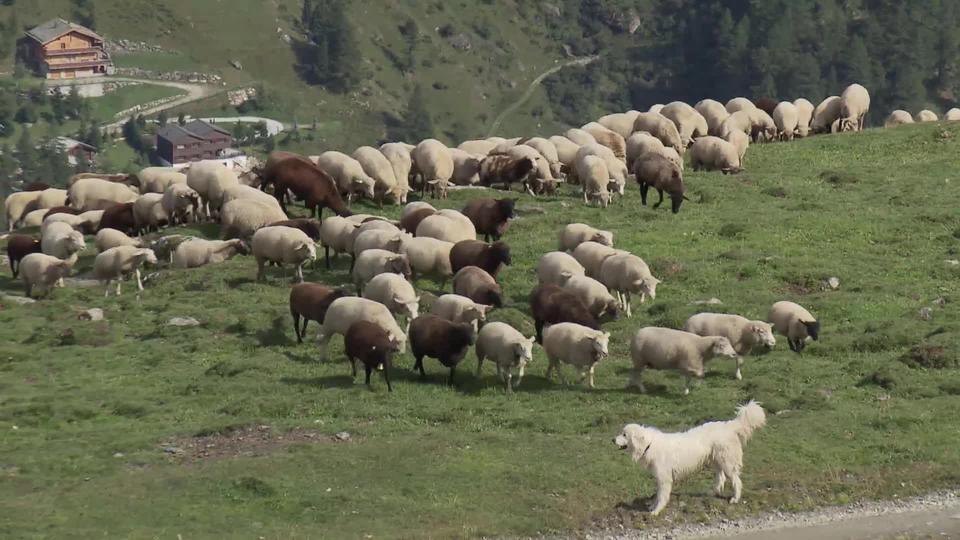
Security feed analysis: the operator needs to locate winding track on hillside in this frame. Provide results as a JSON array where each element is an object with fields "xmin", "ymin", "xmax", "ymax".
[
  {"xmin": 100, "ymin": 77, "xmax": 224, "ymax": 131},
  {"xmin": 486, "ymin": 54, "xmax": 601, "ymax": 137}
]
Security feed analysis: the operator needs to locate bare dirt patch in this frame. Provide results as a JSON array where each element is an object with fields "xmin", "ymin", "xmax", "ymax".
[{"xmin": 162, "ymin": 425, "xmax": 343, "ymax": 461}]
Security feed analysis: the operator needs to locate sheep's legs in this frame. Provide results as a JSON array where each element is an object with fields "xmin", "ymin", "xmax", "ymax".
[
  {"xmin": 628, "ymin": 368, "xmax": 646, "ymax": 393},
  {"xmin": 477, "ymin": 355, "xmax": 485, "ymax": 377},
  {"xmin": 735, "ymin": 356, "xmax": 743, "ymax": 380},
  {"xmin": 383, "ymin": 361, "xmax": 393, "ymax": 392},
  {"xmin": 624, "ymin": 291, "xmax": 632, "ymax": 318},
  {"xmin": 515, "ymin": 364, "xmax": 524, "ymax": 388},
  {"xmin": 295, "ymin": 264, "xmax": 304, "ymax": 283},
  {"xmin": 587, "ymin": 365, "xmax": 596, "ymax": 388},
  {"xmin": 684, "ymin": 376, "xmax": 693, "ymax": 395},
  {"xmin": 103, "ymin": 280, "xmax": 111, "ymax": 297},
  {"xmin": 135, "ymin": 269, "xmax": 143, "ymax": 291},
  {"xmin": 505, "ymin": 369, "xmax": 513, "ymax": 393}
]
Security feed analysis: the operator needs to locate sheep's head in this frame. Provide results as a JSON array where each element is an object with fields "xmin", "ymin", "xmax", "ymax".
[
  {"xmin": 592, "ymin": 231, "xmax": 613, "ymax": 247},
  {"xmin": 802, "ymin": 320, "xmax": 820, "ymax": 341},
  {"xmin": 514, "ymin": 336, "xmax": 535, "ymax": 364},
  {"xmin": 491, "ymin": 241, "xmax": 512, "ymax": 266},
  {"xmin": 354, "ymin": 176, "xmax": 376, "ymax": 199},
  {"xmin": 750, "ymin": 322, "xmax": 776, "ymax": 348},
  {"xmin": 396, "ymin": 294, "xmax": 421, "ymax": 320},
  {"xmin": 496, "ymin": 198, "xmax": 516, "ymax": 220},
  {"xmin": 67, "ymin": 232, "xmax": 87, "ymax": 254},
  {"xmin": 140, "ymin": 249, "xmax": 159, "ymax": 266},
  {"xmin": 711, "ymin": 337, "xmax": 738, "ymax": 359},
  {"xmin": 388, "ymin": 255, "xmax": 411, "ymax": 278},
  {"xmin": 635, "ymin": 276, "xmax": 660, "ymax": 300},
  {"xmin": 466, "ymin": 303, "xmax": 491, "ymax": 323},
  {"xmin": 231, "ymin": 239, "xmax": 251, "ymax": 255},
  {"xmin": 590, "ymin": 332, "xmax": 611, "ymax": 361},
  {"xmin": 601, "ymin": 298, "xmax": 621, "ymax": 321},
  {"xmin": 484, "ymin": 288, "xmax": 503, "ymax": 309},
  {"xmin": 385, "ymin": 233, "xmax": 403, "ymax": 252},
  {"xmin": 295, "ymin": 241, "xmax": 317, "ymax": 261}
]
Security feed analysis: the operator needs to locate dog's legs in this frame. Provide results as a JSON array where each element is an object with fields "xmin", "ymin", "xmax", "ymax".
[
  {"xmin": 729, "ymin": 473, "xmax": 743, "ymax": 504},
  {"xmin": 650, "ymin": 473, "xmax": 672, "ymax": 516},
  {"xmin": 714, "ymin": 471, "xmax": 727, "ymax": 497}
]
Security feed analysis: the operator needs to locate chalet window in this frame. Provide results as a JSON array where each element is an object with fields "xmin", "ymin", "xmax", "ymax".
[
  {"xmin": 61, "ymin": 43, "xmax": 66, "ymax": 49},
  {"xmin": 176, "ymin": 145, "xmax": 185, "ymax": 150}
]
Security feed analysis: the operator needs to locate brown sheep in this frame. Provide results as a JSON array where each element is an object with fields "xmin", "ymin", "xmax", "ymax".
[
  {"xmin": 42, "ymin": 206, "xmax": 82, "ymax": 220},
  {"xmin": 289, "ymin": 283, "xmax": 351, "ymax": 343},
  {"xmin": 6, "ymin": 234, "xmax": 42, "ymax": 278},
  {"xmin": 400, "ymin": 207, "xmax": 436, "ymax": 234},
  {"xmin": 753, "ymin": 97, "xmax": 778, "ymax": 116},
  {"xmin": 478, "ymin": 155, "xmax": 536, "ymax": 191},
  {"xmin": 409, "ymin": 314, "xmax": 477, "ymax": 385},
  {"xmin": 345, "ymin": 320, "xmax": 402, "ymax": 391},
  {"xmin": 97, "ymin": 203, "xmax": 136, "ymax": 235},
  {"xmin": 23, "ymin": 182, "xmax": 51, "ymax": 192},
  {"xmin": 261, "ymin": 153, "xmax": 352, "ymax": 219},
  {"xmin": 461, "ymin": 198, "xmax": 515, "ymax": 242},
  {"xmin": 269, "ymin": 218, "xmax": 322, "ymax": 241},
  {"xmin": 529, "ymin": 283, "xmax": 600, "ymax": 343},
  {"xmin": 453, "ymin": 266, "xmax": 503, "ymax": 308},
  {"xmin": 449, "ymin": 240, "xmax": 512, "ymax": 278},
  {"xmin": 633, "ymin": 154, "xmax": 687, "ymax": 214}
]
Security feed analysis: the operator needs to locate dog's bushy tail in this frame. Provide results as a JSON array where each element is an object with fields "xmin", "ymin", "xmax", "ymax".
[{"xmin": 732, "ymin": 400, "xmax": 766, "ymax": 443}]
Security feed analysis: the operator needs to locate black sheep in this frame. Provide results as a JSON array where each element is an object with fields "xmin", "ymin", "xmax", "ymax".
[{"xmin": 408, "ymin": 314, "xmax": 476, "ymax": 385}]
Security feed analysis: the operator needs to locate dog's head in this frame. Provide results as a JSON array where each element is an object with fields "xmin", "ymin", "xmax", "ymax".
[{"xmin": 614, "ymin": 424, "xmax": 658, "ymax": 463}]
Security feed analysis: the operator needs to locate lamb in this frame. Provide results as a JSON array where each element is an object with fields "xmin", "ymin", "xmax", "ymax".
[
  {"xmin": 138, "ymin": 167, "xmax": 187, "ymax": 193},
  {"xmin": 261, "ymin": 153, "xmax": 352, "ymax": 219},
  {"xmin": 5, "ymin": 234, "xmax": 42, "ymax": 278},
  {"xmin": 251, "ymin": 225, "xmax": 317, "ymax": 282},
  {"xmin": 917, "ymin": 110, "xmax": 939, "ymax": 122},
  {"xmin": 461, "ymin": 198, "xmax": 515, "ymax": 242},
  {"xmin": 581, "ymin": 122, "xmax": 627, "ymax": 159},
  {"xmin": 884, "ymin": 110, "xmax": 914, "ymax": 128},
  {"xmin": 399, "ymin": 235, "xmax": 455, "ymax": 285},
  {"xmin": 313, "ymin": 151, "xmax": 377, "ymax": 203},
  {"xmin": 772, "ymin": 101, "xmax": 800, "ymax": 141},
  {"xmin": 411, "ymin": 139, "xmax": 454, "ymax": 198},
  {"xmin": 67, "ymin": 178, "xmax": 138, "ymax": 212},
  {"xmin": 353, "ymin": 145, "xmax": 408, "ymax": 204},
  {"xmin": 811, "ymin": 96, "xmax": 843, "ymax": 133},
  {"xmin": 564, "ymin": 128, "xmax": 597, "ymax": 147},
  {"xmin": 529, "ymin": 284, "xmax": 600, "ymax": 343},
  {"xmin": 289, "ymin": 283, "xmax": 350, "ymax": 343},
  {"xmin": 452, "ymin": 266, "xmax": 502, "ymax": 308},
  {"xmin": 449, "ymin": 239, "xmax": 511, "ymax": 278},
  {"xmin": 351, "ymin": 249, "xmax": 411, "ymax": 294},
  {"xmin": 416, "ymin": 211, "xmax": 477, "ymax": 244},
  {"xmin": 41, "ymin": 221, "xmax": 86, "ymax": 260},
  {"xmin": 172, "ymin": 239, "xmax": 248, "ymax": 268},
  {"xmin": 448, "ymin": 148, "xmax": 483, "ymax": 186},
  {"xmin": 429, "ymin": 294, "xmax": 491, "ymax": 331},
  {"xmin": 93, "ymin": 246, "xmax": 158, "ymax": 297},
  {"xmin": 683, "ymin": 313, "xmax": 776, "ymax": 379},
  {"xmin": 572, "ymin": 241, "xmax": 623, "ymax": 278},
  {"xmin": 409, "ymin": 315, "xmax": 476, "ymax": 383},
  {"xmin": 767, "ymin": 301, "xmax": 819, "ymax": 353},
  {"xmin": 633, "ymin": 112, "xmax": 684, "ymax": 154},
  {"xmin": 725, "ymin": 97, "xmax": 756, "ymax": 114},
  {"xmin": 597, "ymin": 111, "xmax": 641, "ymax": 138},
  {"xmin": 695, "ymin": 99, "xmax": 731, "ymax": 136},
  {"xmin": 475, "ymin": 322, "xmax": 536, "ymax": 392},
  {"xmin": 361, "ymin": 272, "xmax": 419, "ymax": 331},
  {"xmin": 536, "ymin": 251, "xmax": 585, "ymax": 286},
  {"xmin": 628, "ymin": 327, "xmax": 738, "ymax": 394},
  {"xmin": 344, "ymin": 321, "xmax": 402, "ymax": 391},
  {"xmin": 220, "ymin": 199, "xmax": 288, "ymax": 240},
  {"xmin": 95, "ymin": 228, "xmax": 142, "ymax": 253},
  {"xmin": 660, "ymin": 102, "xmax": 709, "ymax": 146},
  {"xmin": 160, "ymin": 184, "xmax": 200, "ymax": 226},
  {"xmin": 542, "ymin": 322, "xmax": 610, "ymax": 388},
  {"xmin": 945, "ymin": 108, "xmax": 960, "ymax": 121},
  {"xmin": 268, "ymin": 218, "xmax": 321, "ymax": 241},
  {"xmin": 132, "ymin": 193, "xmax": 168, "ymax": 233},
  {"xmin": 457, "ymin": 139, "xmax": 499, "ymax": 156},
  {"xmin": 633, "ymin": 154, "xmax": 686, "ymax": 214},
  {"xmin": 523, "ymin": 137, "xmax": 563, "ymax": 177},
  {"xmin": 378, "ymin": 142, "xmax": 413, "ymax": 201},
  {"xmin": 559, "ymin": 273, "xmax": 621, "ymax": 322},
  {"xmin": 577, "ymin": 155, "xmax": 612, "ymax": 208},
  {"xmin": 838, "ymin": 83, "xmax": 870, "ymax": 132},
  {"xmin": 559, "ymin": 223, "xmax": 613, "ymax": 252},
  {"xmin": 689, "ymin": 136, "xmax": 742, "ymax": 174},
  {"xmin": 598, "ymin": 253, "xmax": 660, "ymax": 317},
  {"xmin": 724, "ymin": 129, "xmax": 750, "ymax": 164},
  {"xmin": 793, "ymin": 98, "xmax": 815, "ymax": 137},
  {"xmin": 319, "ymin": 215, "xmax": 359, "ymax": 268},
  {"xmin": 316, "ymin": 297, "xmax": 407, "ymax": 361},
  {"xmin": 19, "ymin": 252, "xmax": 78, "ymax": 298}
]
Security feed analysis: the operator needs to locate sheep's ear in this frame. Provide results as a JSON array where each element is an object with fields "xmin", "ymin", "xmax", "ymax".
[{"xmin": 526, "ymin": 336, "xmax": 536, "ymax": 344}]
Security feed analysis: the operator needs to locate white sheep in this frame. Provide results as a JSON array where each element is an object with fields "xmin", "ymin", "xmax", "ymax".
[
  {"xmin": 348, "ymin": 220, "xmax": 400, "ymax": 252},
  {"xmin": 20, "ymin": 209, "xmax": 49, "ymax": 228},
  {"xmin": 35, "ymin": 188, "xmax": 68, "ymax": 211},
  {"xmin": 41, "ymin": 221, "xmax": 86, "ymax": 260},
  {"xmin": 172, "ymin": 239, "xmax": 247, "ymax": 268},
  {"xmin": 400, "ymin": 201, "xmax": 436, "ymax": 221},
  {"xmin": 506, "ymin": 144, "xmax": 556, "ymax": 190},
  {"xmin": 838, "ymin": 83, "xmax": 870, "ymax": 132},
  {"xmin": 725, "ymin": 97, "xmax": 756, "ymax": 114},
  {"xmin": 353, "ymin": 145, "xmax": 407, "ymax": 204},
  {"xmin": 220, "ymin": 199, "xmax": 288, "ymax": 240},
  {"xmin": 723, "ymin": 129, "xmax": 749, "ymax": 164},
  {"xmin": 564, "ymin": 128, "xmax": 597, "ymax": 147},
  {"xmin": 572, "ymin": 241, "xmax": 623, "ymax": 278},
  {"xmin": 633, "ymin": 112, "xmax": 684, "ymax": 154},
  {"xmin": 768, "ymin": 301, "xmax": 819, "ymax": 353},
  {"xmin": 793, "ymin": 98, "xmax": 815, "ymax": 137},
  {"xmin": 449, "ymin": 148, "xmax": 483, "ymax": 186},
  {"xmin": 884, "ymin": 110, "xmax": 914, "ymax": 128},
  {"xmin": 683, "ymin": 313, "xmax": 776, "ymax": 380},
  {"xmin": 574, "ymin": 143, "xmax": 627, "ymax": 196},
  {"xmin": 379, "ymin": 142, "xmax": 413, "ymax": 200},
  {"xmin": 719, "ymin": 110, "xmax": 753, "ymax": 137},
  {"xmin": 319, "ymin": 215, "xmax": 359, "ymax": 267},
  {"xmin": 5, "ymin": 192, "xmax": 42, "ymax": 230},
  {"xmin": 93, "ymin": 246, "xmax": 158, "ymax": 296},
  {"xmin": 549, "ymin": 135, "xmax": 581, "ymax": 171},
  {"xmin": 251, "ymin": 225, "xmax": 317, "ymax": 282},
  {"xmin": 628, "ymin": 327, "xmax": 738, "ymax": 394},
  {"xmin": 577, "ymin": 155, "xmax": 611, "ymax": 208},
  {"xmin": 95, "ymin": 228, "xmax": 142, "ymax": 253},
  {"xmin": 689, "ymin": 136, "xmax": 742, "ymax": 174},
  {"xmin": 559, "ymin": 223, "xmax": 613, "ymax": 252},
  {"xmin": 351, "ymin": 249, "xmax": 410, "ymax": 293},
  {"xmin": 415, "ymin": 211, "xmax": 476, "ymax": 243},
  {"xmin": 352, "ymin": 229, "xmax": 403, "ymax": 258},
  {"xmin": 626, "ymin": 132, "xmax": 665, "ymax": 170},
  {"xmin": 313, "ymin": 151, "xmax": 377, "ymax": 203},
  {"xmin": 411, "ymin": 139, "xmax": 454, "ymax": 198},
  {"xmin": 475, "ymin": 322, "xmax": 536, "ymax": 391},
  {"xmin": 581, "ymin": 122, "xmax": 627, "ymax": 159},
  {"xmin": 811, "ymin": 96, "xmax": 842, "ymax": 133},
  {"xmin": 695, "ymin": 99, "xmax": 731, "ymax": 136},
  {"xmin": 560, "ymin": 273, "xmax": 620, "ymax": 321},
  {"xmin": 67, "ymin": 179, "xmax": 138, "ymax": 211},
  {"xmin": 945, "ymin": 108, "xmax": 960, "ymax": 121},
  {"xmin": 748, "ymin": 108, "xmax": 777, "ymax": 142},
  {"xmin": 158, "ymin": 183, "xmax": 199, "ymax": 226},
  {"xmin": 220, "ymin": 183, "xmax": 278, "ymax": 208},
  {"xmin": 542, "ymin": 322, "xmax": 610, "ymax": 388},
  {"xmin": 536, "ymin": 251, "xmax": 586, "ymax": 285},
  {"xmin": 400, "ymin": 234, "xmax": 455, "ymax": 285},
  {"xmin": 916, "ymin": 110, "xmax": 939, "ymax": 122},
  {"xmin": 597, "ymin": 111, "xmax": 641, "ymax": 138},
  {"xmin": 362, "ymin": 272, "xmax": 420, "ymax": 332},
  {"xmin": 429, "ymin": 294, "xmax": 491, "ymax": 331},
  {"xmin": 772, "ymin": 101, "xmax": 800, "ymax": 141},
  {"xmin": 133, "ymin": 193, "xmax": 167, "ymax": 232},
  {"xmin": 457, "ymin": 139, "xmax": 499, "ymax": 156},
  {"xmin": 317, "ymin": 297, "xmax": 407, "ymax": 361},
  {"xmin": 138, "ymin": 167, "xmax": 187, "ymax": 193},
  {"xmin": 523, "ymin": 137, "xmax": 563, "ymax": 177},
  {"xmin": 186, "ymin": 161, "xmax": 239, "ymax": 220},
  {"xmin": 598, "ymin": 253, "xmax": 660, "ymax": 317},
  {"xmin": 660, "ymin": 102, "xmax": 709, "ymax": 145},
  {"xmin": 19, "ymin": 252, "xmax": 78, "ymax": 298}
]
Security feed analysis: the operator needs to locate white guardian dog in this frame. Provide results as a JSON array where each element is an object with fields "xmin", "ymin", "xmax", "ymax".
[{"xmin": 613, "ymin": 401, "xmax": 766, "ymax": 515}]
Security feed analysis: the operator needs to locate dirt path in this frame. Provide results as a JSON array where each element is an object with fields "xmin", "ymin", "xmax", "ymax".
[
  {"xmin": 101, "ymin": 77, "xmax": 223, "ymax": 130},
  {"xmin": 486, "ymin": 55, "xmax": 600, "ymax": 137}
]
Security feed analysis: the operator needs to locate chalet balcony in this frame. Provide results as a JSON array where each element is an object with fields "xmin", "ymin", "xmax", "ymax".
[
  {"xmin": 44, "ymin": 46, "xmax": 106, "ymax": 57},
  {"xmin": 45, "ymin": 59, "xmax": 113, "ymax": 70}
]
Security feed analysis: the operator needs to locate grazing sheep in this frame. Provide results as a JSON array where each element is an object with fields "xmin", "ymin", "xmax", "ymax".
[
  {"xmin": 768, "ymin": 301, "xmax": 819, "ymax": 353},
  {"xmin": 319, "ymin": 215, "xmax": 359, "ymax": 268},
  {"xmin": 689, "ymin": 136, "xmax": 742, "ymax": 174},
  {"xmin": 20, "ymin": 209, "xmax": 50, "ymax": 228},
  {"xmin": 353, "ymin": 146, "xmax": 407, "ymax": 204},
  {"xmin": 289, "ymin": 283, "xmax": 350, "ymax": 343},
  {"xmin": 811, "ymin": 96, "xmax": 842, "ymax": 133},
  {"xmin": 683, "ymin": 313, "xmax": 776, "ymax": 380},
  {"xmin": 411, "ymin": 139, "xmax": 454, "ymax": 198},
  {"xmin": 549, "ymin": 135, "xmax": 581, "ymax": 172},
  {"xmin": 399, "ymin": 208, "xmax": 436, "ymax": 238},
  {"xmin": 884, "ymin": 110, "xmax": 915, "ymax": 128},
  {"xmin": 41, "ymin": 212, "xmax": 91, "ymax": 234},
  {"xmin": 429, "ymin": 294, "xmax": 491, "ymax": 331},
  {"xmin": 416, "ymin": 211, "xmax": 477, "ymax": 244},
  {"xmin": 351, "ymin": 249, "xmax": 411, "ymax": 294},
  {"xmin": 461, "ymin": 198, "xmax": 515, "ymax": 242},
  {"xmin": 529, "ymin": 284, "xmax": 600, "ymax": 343},
  {"xmin": 719, "ymin": 110, "xmax": 753, "ymax": 139},
  {"xmin": 577, "ymin": 155, "xmax": 612, "ymax": 208},
  {"xmin": 19, "ymin": 252, "xmax": 78, "ymax": 298},
  {"xmin": 725, "ymin": 97, "xmax": 756, "ymax": 114},
  {"xmin": 261, "ymin": 153, "xmax": 352, "ymax": 219},
  {"xmin": 138, "ymin": 167, "xmax": 187, "ymax": 193},
  {"xmin": 96, "ymin": 202, "xmax": 137, "ymax": 235},
  {"xmin": 505, "ymin": 144, "xmax": 558, "ymax": 195},
  {"xmin": 42, "ymin": 206, "xmax": 81, "ymax": 220},
  {"xmin": 536, "ymin": 251, "xmax": 585, "ymax": 286},
  {"xmin": 574, "ymin": 143, "xmax": 628, "ymax": 197},
  {"xmin": 598, "ymin": 253, "xmax": 660, "ymax": 318},
  {"xmin": 378, "ymin": 143, "xmax": 413, "ymax": 201},
  {"xmin": 648, "ymin": 104, "xmax": 664, "ymax": 114},
  {"xmin": 95, "ymin": 228, "xmax": 142, "ymax": 253},
  {"xmin": 268, "ymin": 218, "xmax": 321, "ymax": 241},
  {"xmin": 348, "ymin": 220, "xmax": 399, "ymax": 253},
  {"xmin": 400, "ymin": 235, "xmax": 455, "ymax": 285},
  {"xmin": 660, "ymin": 102, "xmax": 709, "ymax": 146},
  {"xmin": 345, "ymin": 321, "xmax": 402, "ymax": 391},
  {"xmin": 628, "ymin": 327, "xmax": 738, "ymax": 394},
  {"xmin": 917, "ymin": 109, "xmax": 939, "ymax": 122},
  {"xmin": 160, "ymin": 184, "xmax": 200, "ymax": 226},
  {"xmin": 453, "ymin": 266, "xmax": 502, "ymax": 308},
  {"xmin": 945, "ymin": 108, "xmax": 960, "ymax": 121},
  {"xmin": 409, "ymin": 314, "xmax": 476, "ymax": 384},
  {"xmin": 559, "ymin": 223, "xmax": 613, "ymax": 252},
  {"xmin": 626, "ymin": 132, "xmax": 676, "ymax": 171},
  {"xmin": 6, "ymin": 234, "xmax": 42, "ymax": 278},
  {"xmin": 565, "ymin": 128, "xmax": 597, "ymax": 147},
  {"xmin": 838, "ymin": 84, "xmax": 870, "ymax": 132},
  {"xmin": 313, "ymin": 151, "xmax": 377, "ymax": 203},
  {"xmin": 633, "ymin": 112, "xmax": 684, "ymax": 154},
  {"xmin": 362, "ymin": 272, "xmax": 420, "ymax": 332},
  {"xmin": 581, "ymin": 122, "xmax": 627, "ymax": 159},
  {"xmin": 220, "ymin": 199, "xmax": 288, "ymax": 240},
  {"xmin": 748, "ymin": 108, "xmax": 777, "ymax": 142},
  {"xmin": 724, "ymin": 129, "xmax": 750, "ymax": 165},
  {"xmin": 560, "ymin": 273, "xmax": 620, "ymax": 322},
  {"xmin": 317, "ymin": 297, "xmax": 407, "ymax": 361},
  {"xmin": 523, "ymin": 137, "xmax": 563, "ymax": 177},
  {"xmin": 352, "ymin": 229, "xmax": 403, "ymax": 260},
  {"xmin": 185, "ymin": 161, "xmax": 239, "ymax": 220},
  {"xmin": 478, "ymin": 154, "xmax": 537, "ymax": 192},
  {"xmin": 597, "ymin": 111, "xmax": 641, "ymax": 138},
  {"xmin": 475, "ymin": 322, "xmax": 536, "ymax": 391},
  {"xmin": 251, "ymin": 226, "xmax": 317, "ymax": 282},
  {"xmin": 772, "ymin": 102, "xmax": 800, "ymax": 141},
  {"xmin": 449, "ymin": 239, "xmax": 511, "ymax": 278},
  {"xmin": 67, "ymin": 179, "xmax": 138, "ymax": 212},
  {"xmin": 172, "ymin": 239, "xmax": 248, "ymax": 268},
  {"xmin": 35, "ymin": 189, "xmax": 69, "ymax": 212},
  {"xmin": 449, "ymin": 148, "xmax": 483, "ymax": 186},
  {"xmin": 94, "ymin": 246, "xmax": 158, "ymax": 297},
  {"xmin": 457, "ymin": 139, "xmax": 499, "ymax": 156},
  {"xmin": 633, "ymin": 154, "xmax": 686, "ymax": 214},
  {"xmin": 753, "ymin": 97, "xmax": 778, "ymax": 115},
  {"xmin": 572, "ymin": 241, "xmax": 623, "ymax": 278},
  {"xmin": 41, "ymin": 221, "xmax": 86, "ymax": 260},
  {"xmin": 542, "ymin": 322, "xmax": 610, "ymax": 388},
  {"xmin": 132, "ymin": 193, "xmax": 168, "ymax": 233},
  {"xmin": 220, "ymin": 183, "xmax": 280, "ymax": 209},
  {"xmin": 793, "ymin": 98, "xmax": 815, "ymax": 137},
  {"xmin": 695, "ymin": 99, "xmax": 731, "ymax": 136}
]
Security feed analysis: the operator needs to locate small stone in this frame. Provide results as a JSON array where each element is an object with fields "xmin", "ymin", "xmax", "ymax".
[
  {"xmin": 162, "ymin": 446, "xmax": 182, "ymax": 455},
  {"xmin": 113, "ymin": 452, "xmax": 124, "ymax": 458},
  {"xmin": 335, "ymin": 431, "xmax": 351, "ymax": 441},
  {"xmin": 168, "ymin": 317, "xmax": 200, "ymax": 327},
  {"xmin": 919, "ymin": 307, "xmax": 933, "ymax": 321},
  {"xmin": 78, "ymin": 308, "xmax": 105, "ymax": 321},
  {"xmin": 945, "ymin": 259, "xmax": 960, "ymax": 266},
  {"xmin": 690, "ymin": 298, "xmax": 723, "ymax": 305},
  {"xmin": 827, "ymin": 277, "xmax": 840, "ymax": 290},
  {"xmin": 230, "ymin": 60, "xmax": 243, "ymax": 70}
]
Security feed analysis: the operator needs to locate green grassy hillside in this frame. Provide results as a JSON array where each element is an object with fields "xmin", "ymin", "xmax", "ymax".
[{"xmin": 2, "ymin": 124, "xmax": 959, "ymax": 537}]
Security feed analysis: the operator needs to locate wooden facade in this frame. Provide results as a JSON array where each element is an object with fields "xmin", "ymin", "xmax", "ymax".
[
  {"xmin": 26, "ymin": 19, "xmax": 114, "ymax": 80},
  {"xmin": 156, "ymin": 121, "xmax": 235, "ymax": 165}
]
